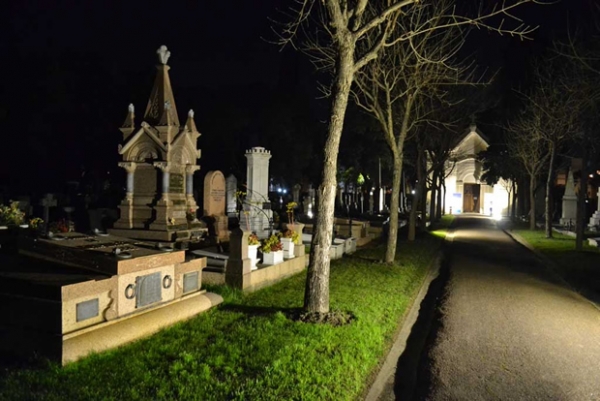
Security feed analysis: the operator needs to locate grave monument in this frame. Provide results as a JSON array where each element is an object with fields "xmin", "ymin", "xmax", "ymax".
[
  {"xmin": 226, "ymin": 174, "xmax": 238, "ymax": 217},
  {"xmin": 203, "ymin": 170, "xmax": 228, "ymax": 240},
  {"xmin": 109, "ymin": 46, "xmax": 204, "ymax": 243},
  {"xmin": 560, "ymin": 168, "xmax": 577, "ymax": 227},
  {"xmin": 239, "ymin": 147, "xmax": 273, "ymax": 236}
]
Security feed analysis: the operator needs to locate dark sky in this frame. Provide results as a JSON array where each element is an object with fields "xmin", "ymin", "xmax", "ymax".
[{"xmin": 0, "ymin": 0, "xmax": 593, "ymax": 196}]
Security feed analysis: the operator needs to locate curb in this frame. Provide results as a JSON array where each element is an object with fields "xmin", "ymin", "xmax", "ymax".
[{"xmin": 364, "ymin": 225, "xmax": 454, "ymax": 401}]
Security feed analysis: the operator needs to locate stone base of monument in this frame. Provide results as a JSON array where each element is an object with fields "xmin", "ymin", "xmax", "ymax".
[
  {"xmin": 108, "ymin": 226, "xmax": 207, "ymax": 244},
  {"xmin": 0, "ymin": 232, "xmax": 222, "ymax": 365}
]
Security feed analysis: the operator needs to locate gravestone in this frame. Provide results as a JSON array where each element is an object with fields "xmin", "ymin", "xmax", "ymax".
[
  {"xmin": 588, "ymin": 187, "xmax": 600, "ymax": 230},
  {"xmin": 560, "ymin": 168, "xmax": 577, "ymax": 227},
  {"xmin": 203, "ymin": 171, "xmax": 228, "ymax": 240},
  {"xmin": 308, "ymin": 186, "xmax": 316, "ymax": 208},
  {"xmin": 40, "ymin": 193, "xmax": 57, "ymax": 234},
  {"xmin": 293, "ymin": 184, "xmax": 301, "ymax": 205},
  {"xmin": 226, "ymin": 174, "xmax": 238, "ymax": 216}
]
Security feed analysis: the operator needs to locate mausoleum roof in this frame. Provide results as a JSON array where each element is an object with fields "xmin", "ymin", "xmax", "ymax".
[{"xmin": 143, "ymin": 46, "xmax": 180, "ymax": 127}]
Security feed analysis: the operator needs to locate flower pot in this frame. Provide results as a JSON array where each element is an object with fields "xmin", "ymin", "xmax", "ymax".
[
  {"xmin": 262, "ymin": 250, "xmax": 284, "ymax": 266},
  {"xmin": 281, "ymin": 238, "xmax": 295, "ymax": 259},
  {"xmin": 248, "ymin": 244, "xmax": 259, "ymax": 270}
]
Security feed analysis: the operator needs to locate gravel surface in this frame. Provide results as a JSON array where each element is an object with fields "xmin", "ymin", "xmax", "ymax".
[{"xmin": 413, "ymin": 215, "xmax": 600, "ymax": 401}]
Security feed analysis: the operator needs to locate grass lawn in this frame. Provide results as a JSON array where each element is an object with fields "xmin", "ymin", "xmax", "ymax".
[
  {"xmin": 512, "ymin": 228, "xmax": 600, "ymax": 304},
  {"xmin": 0, "ymin": 220, "xmax": 452, "ymax": 401}
]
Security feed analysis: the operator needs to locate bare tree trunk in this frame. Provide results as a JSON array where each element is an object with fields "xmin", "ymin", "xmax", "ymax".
[
  {"xmin": 419, "ymin": 156, "xmax": 427, "ymax": 233},
  {"xmin": 529, "ymin": 174, "xmax": 536, "ymax": 230},
  {"xmin": 576, "ymin": 151, "xmax": 588, "ymax": 251},
  {"xmin": 511, "ymin": 182, "xmax": 517, "ymax": 220},
  {"xmin": 408, "ymin": 148, "xmax": 423, "ymax": 241},
  {"xmin": 429, "ymin": 169, "xmax": 437, "ymax": 224},
  {"xmin": 385, "ymin": 153, "xmax": 402, "ymax": 263},
  {"xmin": 436, "ymin": 173, "xmax": 443, "ymax": 220},
  {"xmin": 384, "ymin": 95, "xmax": 412, "ymax": 262},
  {"xmin": 304, "ymin": 39, "xmax": 354, "ymax": 314},
  {"xmin": 545, "ymin": 143, "xmax": 556, "ymax": 238},
  {"xmin": 441, "ymin": 178, "xmax": 446, "ymax": 217}
]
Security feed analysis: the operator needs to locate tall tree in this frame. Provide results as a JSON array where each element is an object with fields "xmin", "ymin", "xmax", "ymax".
[{"xmin": 278, "ymin": 0, "xmax": 542, "ymax": 314}]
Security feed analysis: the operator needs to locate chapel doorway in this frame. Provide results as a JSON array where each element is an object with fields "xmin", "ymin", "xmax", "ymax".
[{"xmin": 463, "ymin": 183, "xmax": 481, "ymax": 213}]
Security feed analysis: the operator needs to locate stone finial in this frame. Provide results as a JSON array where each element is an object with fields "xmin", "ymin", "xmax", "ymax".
[
  {"xmin": 128, "ymin": 103, "xmax": 135, "ymax": 113},
  {"xmin": 157, "ymin": 45, "xmax": 171, "ymax": 65},
  {"xmin": 188, "ymin": 109, "xmax": 195, "ymax": 118}
]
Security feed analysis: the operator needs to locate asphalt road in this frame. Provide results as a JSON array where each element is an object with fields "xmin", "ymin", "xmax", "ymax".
[{"xmin": 393, "ymin": 214, "xmax": 600, "ymax": 401}]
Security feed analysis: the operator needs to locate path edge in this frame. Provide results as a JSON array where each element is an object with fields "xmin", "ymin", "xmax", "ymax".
[{"xmin": 364, "ymin": 227, "xmax": 454, "ymax": 401}]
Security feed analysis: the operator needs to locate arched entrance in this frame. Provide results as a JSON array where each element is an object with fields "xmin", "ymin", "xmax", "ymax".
[{"xmin": 463, "ymin": 183, "xmax": 481, "ymax": 213}]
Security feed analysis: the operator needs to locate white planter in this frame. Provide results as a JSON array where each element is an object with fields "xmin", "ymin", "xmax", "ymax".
[
  {"xmin": 262, "ymin": 250, "xmax": 284, "ymax": 266},
  {"xmin": 281, "ymin": 238, "xmax": 295, "ymax": 259},
  {"xmin": 248, "ymin": 244, "xmax": 259, "ymax": 270}
]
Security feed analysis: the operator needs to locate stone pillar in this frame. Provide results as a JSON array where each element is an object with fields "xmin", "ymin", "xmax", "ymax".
[
  {"xmin": 118, "ymin": 162, "xmax": 137, "ymax": 198},
  {"xmin": 225, "ymin": 228, "xmax": 252, "ymax": 290},
  {"xmin": 245, "ymin": 147, "xmax": 272, "ymax": 202},
  {"xmin": 243, "ymin": 147, "xmax": 273, "ymax": 234},
  {"xmin": 185, "ymin": 165, "xmax": 201, "ymax": 196}
]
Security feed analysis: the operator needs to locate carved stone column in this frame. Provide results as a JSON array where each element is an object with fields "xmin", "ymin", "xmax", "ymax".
[
  {"xmin": 185, "ymin": 165, "xmax": 200, "ymax": 196},
  {"xmin": 154, "ymin": 162, "xmax": 170, "ymax": 200},
  {"xmin": 118, "ymin": 162, "xmax": 137, "ymax": 200},
  {"xmin": 114, "ymin": 162, "xmax": 138, "ymax": 229}
]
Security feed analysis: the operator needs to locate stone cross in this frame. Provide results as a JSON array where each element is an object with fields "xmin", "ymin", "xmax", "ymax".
[
  {"xmin": 157, "ymin": 45, "xmax": 171, "ymax": 65},
  {"xmin": 40, "ymin": 193, "xmax": 57, "ymax": 233}
]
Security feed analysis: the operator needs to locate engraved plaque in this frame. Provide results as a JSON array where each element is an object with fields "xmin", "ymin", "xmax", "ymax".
[
  {"xmin": 76, "ymin": 298, "xmax": 99, "ymax": 322},
  {"xmin": 183, "ymin": 271, "xmax": 199, "ymax": 294},
  {"xmin": 170, "ymin": 174, "xmax": 184, "ymax": 193},
  {"xmin": 136, "ymin": 272, "xmax": 162, "ymax": 308}
]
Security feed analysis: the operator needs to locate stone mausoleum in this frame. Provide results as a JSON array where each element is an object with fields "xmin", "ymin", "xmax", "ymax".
[
  {"xmin": 110, "ymin": 46, "xmax": 204, "ymax": 243},
  {"xmin": 442, "ymin": 124, "xmax": 512, "ymax": 217}
]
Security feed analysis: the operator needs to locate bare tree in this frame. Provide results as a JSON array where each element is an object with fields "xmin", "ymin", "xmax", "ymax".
[
  {"xmin": 507, "ymin": 112, "xmax": 549, "ymax": 230},
  {"xmin": 351, "ymin": 1, "xmax": 479, "ymax": 262},
  {"xmin": 554, "ymin": 22, "xmax": 600, "ymax": 249},
  {"xmin": 276, "ymin": 0, "xmax": 544, "ymax": 314}
]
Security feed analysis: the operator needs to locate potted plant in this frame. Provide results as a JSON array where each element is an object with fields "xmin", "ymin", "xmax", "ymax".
[
  {"xmin": 260, "ymin": 234, "xmax": 283, "ymax": 265},
  {"xmin": 279, "ymin": 229, "xmax": 298, "ymax": 259},
  {"xmin": 248, "ymin": 233, "xmax": 260, "ymax": 270},
  {"xmin": 0, "ymin": 201, "xmax": 26, "ymax": 252},
  {"xmin": 0, "ymin": 201, "xmax": 25, "ymax": 228}
]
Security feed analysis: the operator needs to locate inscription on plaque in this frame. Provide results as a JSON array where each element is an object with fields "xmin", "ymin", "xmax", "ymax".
[
  {"xmin": 136, "ymin": 272, "xmax": 162, "ymax": 308},
  {"xmin": 170, "ymin": 174, "xmax": 184, "ymax": 193},
  {"xmin": 183, "ymin": 271, "xmax": 199, "ymax": 293},
  {"xmin": 76, "ymin": 298, "xmax": 99, "ymax": 322}
]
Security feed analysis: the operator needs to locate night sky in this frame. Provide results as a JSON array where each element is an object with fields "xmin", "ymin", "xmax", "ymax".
[{"xmin": 0, "ymin": 0, "xmax": 593, "ymax": 199}]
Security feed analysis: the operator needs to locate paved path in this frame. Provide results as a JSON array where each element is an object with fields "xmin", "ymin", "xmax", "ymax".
[{"xmin": 403, "ymin": 215, "xmax": 600, "ymax": 400}]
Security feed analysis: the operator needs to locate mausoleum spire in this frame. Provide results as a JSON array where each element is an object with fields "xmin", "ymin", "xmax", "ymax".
[{"xmin": 143, "ymin": 45, "xmax": 180, "ymax": 127}]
